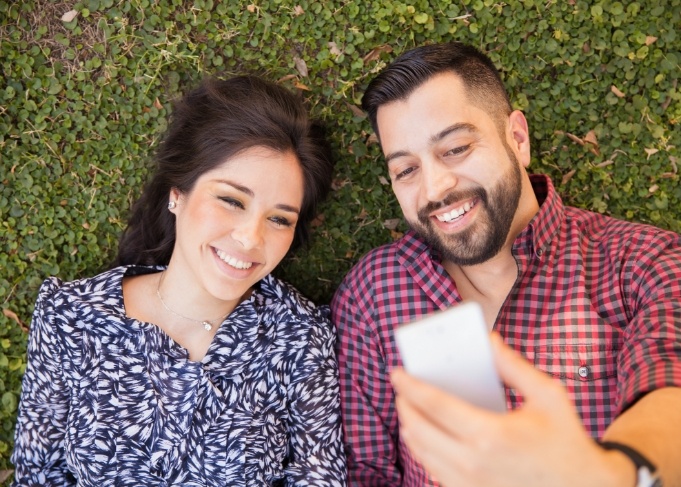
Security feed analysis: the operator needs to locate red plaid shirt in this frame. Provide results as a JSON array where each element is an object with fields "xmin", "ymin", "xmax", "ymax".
[{"xmin": 331, "ymin": 174, "xmax": 681, "ymax": 486}]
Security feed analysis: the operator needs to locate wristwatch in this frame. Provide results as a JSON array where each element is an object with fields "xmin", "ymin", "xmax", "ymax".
[{"xmin": 598, "ymin": 441, "xmax": 663, "ymax": 487}]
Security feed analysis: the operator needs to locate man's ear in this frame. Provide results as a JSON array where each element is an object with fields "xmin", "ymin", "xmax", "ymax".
[{"xmin": 507, "ymin": 110, "xmax": 531, "ymax": 168}]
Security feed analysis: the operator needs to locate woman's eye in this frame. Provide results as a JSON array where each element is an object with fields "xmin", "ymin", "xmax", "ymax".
[
  {"xmin": 270, "ymin": 216, "xmax": 293, "ymax": 228},
  {"xmin": 219, "ymin": 196, "xmax": 244, "ymax": 209}
]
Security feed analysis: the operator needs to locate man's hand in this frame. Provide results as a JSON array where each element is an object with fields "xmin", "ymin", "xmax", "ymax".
[{"xmin": 390, "ymin": 333, "xmax": 635, "ymax": 487}]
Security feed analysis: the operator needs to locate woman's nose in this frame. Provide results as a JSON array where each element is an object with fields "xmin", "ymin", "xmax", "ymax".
[{"xmin": 231, "ymin": 219, "xmax": 263, "ymax": 249}]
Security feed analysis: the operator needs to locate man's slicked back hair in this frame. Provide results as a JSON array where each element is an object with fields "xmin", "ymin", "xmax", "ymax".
[{"xmin": 362, "ymin": 42, "xmax": 513, "ymax": 139}]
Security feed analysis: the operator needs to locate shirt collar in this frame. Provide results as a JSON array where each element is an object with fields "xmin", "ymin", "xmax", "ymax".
[{"xmin": 516, "ymin": 174, "xmax": 564, "ymax": 257}]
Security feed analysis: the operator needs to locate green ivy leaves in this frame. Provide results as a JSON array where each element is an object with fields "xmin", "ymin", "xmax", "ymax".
[{"xmin": 0, "ymin": 0, "xmax": 680, "ymax": 481}]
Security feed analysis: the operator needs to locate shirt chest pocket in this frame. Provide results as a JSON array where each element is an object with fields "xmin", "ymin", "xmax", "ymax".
[
  {"xmin": 531, "ymin": 342, "xmax": 622, "ymax": 437},
  {"xmin": 532, "ymin": 342, "xmax": 620, "ymax": 382}
]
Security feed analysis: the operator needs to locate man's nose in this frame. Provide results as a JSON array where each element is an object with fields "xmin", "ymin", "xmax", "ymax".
[{"xmin": 421, "ymin": 159, "xmax": 458, "ymax": 203}]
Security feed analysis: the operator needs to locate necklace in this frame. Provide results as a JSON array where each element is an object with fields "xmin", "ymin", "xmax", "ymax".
[{"xmin": 155, "ymin": 271, "xmax": 224, "ymax": 331}]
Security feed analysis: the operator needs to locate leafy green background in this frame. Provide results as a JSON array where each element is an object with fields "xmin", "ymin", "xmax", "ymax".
[{"xmin": 1, "ymin": 0, "xmax": 679, "ymax": 480}]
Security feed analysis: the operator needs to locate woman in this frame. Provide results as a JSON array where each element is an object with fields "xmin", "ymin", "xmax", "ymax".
[{"xmin": 11, "ymin": 76, "xmax": 347, "ymax": 486}]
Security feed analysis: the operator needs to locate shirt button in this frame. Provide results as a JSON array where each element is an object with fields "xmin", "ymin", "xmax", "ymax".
[
  {"xmin": 578, "ymin": 366, "xmax": 590, "ymax": 378},
  {"xmin": 536, "ymin": 248, "xmax": 544, "ymax": 256}
]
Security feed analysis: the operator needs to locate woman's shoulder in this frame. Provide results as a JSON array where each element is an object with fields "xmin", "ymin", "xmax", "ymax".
[
  {"xmin": 36, "ymin": 265, "xmax": 158, "ymax": 315},
  {"xmin": 39, "ymin": 266, "xmax": 126, "ymax": 299},
  {"xmin": 255, "ymin": 275, "xmax": 335, "ymax": 353},
  {"xmin": 258, "ymin": 274, "xmax": 323, "ymax": 313},
  {"xmin": 29, "ymin": 268, "xmax": 130, "ymax": 342}
]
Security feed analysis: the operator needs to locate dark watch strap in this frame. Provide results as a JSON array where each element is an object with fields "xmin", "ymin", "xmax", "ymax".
[{"xmin": 598, "ymin": 441, "xmax": 662, "ymax": 487}]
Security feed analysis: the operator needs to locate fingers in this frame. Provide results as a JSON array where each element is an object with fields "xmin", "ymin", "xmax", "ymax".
[
  {"xmin": 391, "ymin": 368, "xmax": 497, "ymax": 439},
  {"xmin": 395, "ymin": 393, "xmax": 467, "ymax": 487},
  {"xmin": 391, "ymin": 334, "xmax": 567, "ymax": 440},
  {"xmin": 393, "ymin": 335, "xmax": 600, "ymax": 487}
]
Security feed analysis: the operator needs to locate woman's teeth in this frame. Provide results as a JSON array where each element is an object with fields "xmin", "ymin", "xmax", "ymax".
[{"xmin": 215, "ymin": 249, "xmax": 253, "ymax": 269}]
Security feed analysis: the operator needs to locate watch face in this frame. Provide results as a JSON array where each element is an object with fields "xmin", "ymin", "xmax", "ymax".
[{"xmin": 638, "ymin": 467, "xmax": 663, "ymax": 487}]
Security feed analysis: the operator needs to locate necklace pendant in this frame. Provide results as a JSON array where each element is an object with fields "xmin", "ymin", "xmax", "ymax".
[{"xmin": 202, "ymin": 321, "xmax": 213, "ymax": 331}]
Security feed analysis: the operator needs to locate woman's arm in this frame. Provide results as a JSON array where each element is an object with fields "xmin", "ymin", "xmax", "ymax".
[
  {"xmin": 284, "ymin": 311, "xmax": 347, "ymax": 486},
  {"xmin": 11, "ymin": 278, "xmax": 75, "ymax": 486}
]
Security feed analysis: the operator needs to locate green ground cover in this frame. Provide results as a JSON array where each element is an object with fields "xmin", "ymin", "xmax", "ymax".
[{"xmin": 1, "ymin": 0, "xmax": 679, "ymax": 481}]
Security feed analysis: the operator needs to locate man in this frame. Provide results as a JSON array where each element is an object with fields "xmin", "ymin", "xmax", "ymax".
[{"xmin": 331, "ymin": 42, "xmax": 681, "ymax": 486}]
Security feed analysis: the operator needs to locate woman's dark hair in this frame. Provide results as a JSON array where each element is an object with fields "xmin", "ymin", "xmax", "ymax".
[
  {"xmin": 114, "ymin": 76, "xmax": 334, "ymax": 266},
  {"xmin": 362, "ymin": 42, "xmax": 513, "ymax": 139}
]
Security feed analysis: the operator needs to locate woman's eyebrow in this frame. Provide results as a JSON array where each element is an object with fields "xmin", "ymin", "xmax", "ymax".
[
  {"xmin": 216, "ymin": 180, "xmax": 253, "ymax": 197},
  {"xmin": 216, "ymin": 180, "xmax": 300, "ymax": 214},
  {"xmin": 276, "ymin": 204, "xmax": 300, "ymax": 215}
]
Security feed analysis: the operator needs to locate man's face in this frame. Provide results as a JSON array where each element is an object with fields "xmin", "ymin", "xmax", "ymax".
[{"xmin": 376, "ymin": 72, "xmax": 527, "ymax": 266}]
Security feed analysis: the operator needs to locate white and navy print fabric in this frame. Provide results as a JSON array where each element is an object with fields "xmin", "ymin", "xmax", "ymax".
[{"xmin": 11, "ymin": 266, "xmax": 347, "ymax": 486}]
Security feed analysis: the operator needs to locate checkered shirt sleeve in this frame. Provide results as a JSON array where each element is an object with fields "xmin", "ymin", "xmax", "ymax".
[{"xmin": 331, "ymin": 242, "xmax": 442, "ymax": 486}]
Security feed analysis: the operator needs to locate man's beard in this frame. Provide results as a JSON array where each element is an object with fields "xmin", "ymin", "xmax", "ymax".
[{"xmin": 409, "ymin": 146, "xmax": 523, "ymax": 267}]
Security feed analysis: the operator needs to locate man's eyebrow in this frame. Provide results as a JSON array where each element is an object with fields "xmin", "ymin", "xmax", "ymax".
[
  {"xmin": 430, "ymin": 122, "xmax": 478, "ymax": 145},
  {"xmin": 384, "ymin": 122, "xmax": 478, "ymax": 165},
  {"xmin": 216, "ymin": 180, "xmax": 300, "ymax": 214},
  {"xmin": 384, "ymin": 150, "xmax": 410, "ymax": 165}
]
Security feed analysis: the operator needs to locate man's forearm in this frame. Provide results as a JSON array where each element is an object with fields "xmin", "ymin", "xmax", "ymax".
[{"xmin": 603, "ymin": 387, "xmax": 681, "ymax": 487}]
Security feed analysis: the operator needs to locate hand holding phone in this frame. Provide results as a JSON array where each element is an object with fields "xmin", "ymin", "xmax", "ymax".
[{"xmin": 394, "ymin": 301, "xmax": 506, "ymax": 413}]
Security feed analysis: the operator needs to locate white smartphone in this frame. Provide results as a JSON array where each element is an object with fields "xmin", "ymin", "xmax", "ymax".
[{"xmin": 394, "ymin": 301, "xmax": 506, "ymax": 413}]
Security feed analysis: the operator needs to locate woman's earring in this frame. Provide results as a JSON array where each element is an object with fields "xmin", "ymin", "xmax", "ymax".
[{"xmin": 167, "ymin": 201, "xmax": 177, "ymax": 210}]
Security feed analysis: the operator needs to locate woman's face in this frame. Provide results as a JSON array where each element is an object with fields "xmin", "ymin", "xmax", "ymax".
[{"xmin": 169, "ymin": 146, "xmax": 304, "ymax": 304}]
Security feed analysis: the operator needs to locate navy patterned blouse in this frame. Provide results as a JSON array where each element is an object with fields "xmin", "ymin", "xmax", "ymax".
[{"xmin": 11, "ymin": 266, "xmax": 347, "ymax": 486}]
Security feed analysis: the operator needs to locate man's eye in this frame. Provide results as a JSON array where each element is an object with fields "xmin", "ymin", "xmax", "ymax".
[
  {"xmin": 219, "ymin": 197, "xmax": 244, "ymax": 209},
  {"xmin": 395, "ymin": 166, "xmax": 416, "ymax": 180},
  {"xmin": 445, "ymin": 145, "xmax": 470, "ymax": 157}
]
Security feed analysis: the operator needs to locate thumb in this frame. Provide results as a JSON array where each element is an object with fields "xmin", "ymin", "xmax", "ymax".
[{"xmin": 491, "ymin": 333, "xmax": 562, "ymax": 407}]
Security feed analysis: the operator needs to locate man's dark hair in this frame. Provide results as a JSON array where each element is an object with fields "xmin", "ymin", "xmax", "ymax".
[
  {"xmin": 362, "ymin": 42, "xmax": 513, "ymax": 139},
  {"xmin": 115, "ymin": 75, "xmax": 334, "ymax": 266}
]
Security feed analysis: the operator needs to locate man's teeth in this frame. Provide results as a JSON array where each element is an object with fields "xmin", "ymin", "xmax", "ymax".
[
  {"xmin": 436, "ymin": 201, "xmax": 475, "ymax": 223},
  {"xmin": 215, "ymin": 249, "xmax": 253, "ymax": 269}
]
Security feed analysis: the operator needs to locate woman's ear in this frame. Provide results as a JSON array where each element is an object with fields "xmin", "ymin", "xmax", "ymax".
[
  {"xmin": 168, "ymin": 187, "xmax": 182, "ymax": 212},
  {"xmin": 507, "ymin": 110, "xmax": 531, "ymax": 168}
]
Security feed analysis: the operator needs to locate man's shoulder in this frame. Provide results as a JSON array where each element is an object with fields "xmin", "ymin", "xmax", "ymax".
[
  {"xmin": 330, "ymin": 232, "xmax": 429, "ymax": 313},
  {"xmin": 564, "ymin": 206, "xmax": 679, "ymax": 242},
  {"xmin": 561, "ymin": 206, "xmax": 681, "ymax": 266},
  {"xmin": 342, "ymin": 231, "xmax": 424, "ymax": 282}
]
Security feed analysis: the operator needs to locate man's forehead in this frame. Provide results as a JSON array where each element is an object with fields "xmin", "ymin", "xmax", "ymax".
[
  {"xmin": 376, "ymin": 74, "xmax": 473, "ymax": 126},
  {"xmin": 376, "ymin": 76, "xmax": 486, "ymax": 158}
]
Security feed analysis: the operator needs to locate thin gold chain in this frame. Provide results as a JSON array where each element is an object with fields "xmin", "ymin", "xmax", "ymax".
[{"xmin": 155, "ymin": 271, "xmax": 225, "ymax": 331}]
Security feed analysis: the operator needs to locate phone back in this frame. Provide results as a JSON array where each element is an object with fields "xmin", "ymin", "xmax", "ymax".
[{"xmin": 395, "ymin": 301, "xmax": 507, "ymax": 413}]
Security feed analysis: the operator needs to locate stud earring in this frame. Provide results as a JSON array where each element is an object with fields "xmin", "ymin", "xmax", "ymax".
[{"xmin": 167, "ymin": 201, "xmax": 177, "ymax": 210}]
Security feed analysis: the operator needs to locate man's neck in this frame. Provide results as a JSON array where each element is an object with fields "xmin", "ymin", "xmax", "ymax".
[
  {"xmin": 443, "ymin": 247, "xmax": 519, "ymax": 328},
  {"xmin": 443, "ymin": 173, "xmax": 540, "ymax": 328}
]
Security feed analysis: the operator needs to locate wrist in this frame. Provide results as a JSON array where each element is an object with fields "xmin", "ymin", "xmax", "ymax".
[
  {"xmin": 598, "ymin": 441, "xmax": 663, "ymax": 487},
  {"xmin": 599, "ymin": 447, "xmax": 639, "ymax": 487}
]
